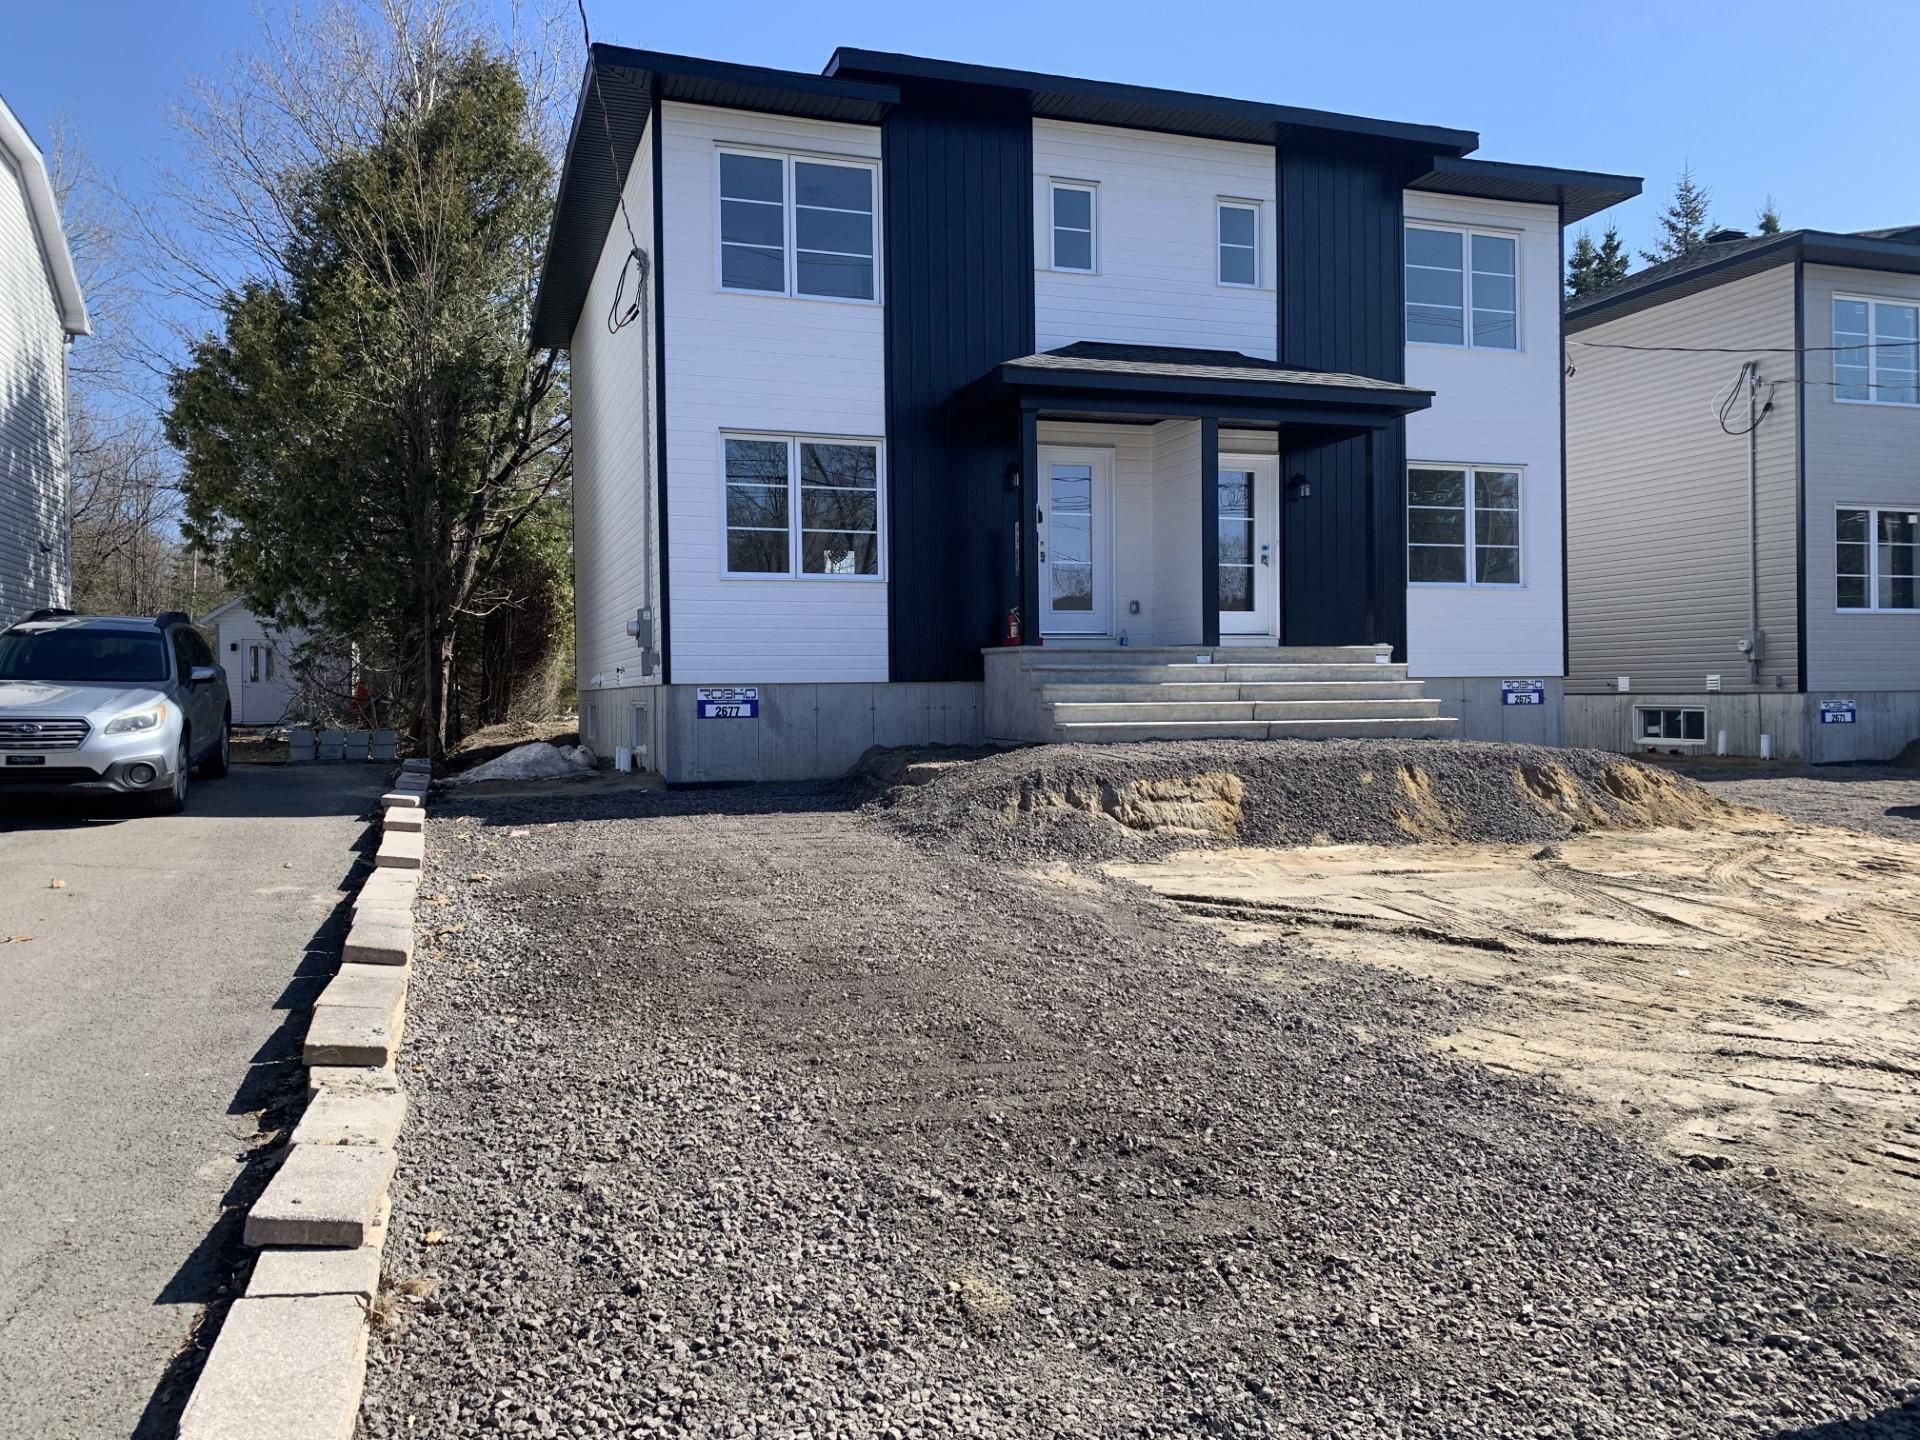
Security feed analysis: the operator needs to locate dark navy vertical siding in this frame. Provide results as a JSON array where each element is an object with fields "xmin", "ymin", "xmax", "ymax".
[
  {"xmin": 1275, "ymin": 142, "xmax": 1417, "ymax": 657},
  {"xmin": 881, "ymin": 87, "xmax": 1034, "ymax": 682}
]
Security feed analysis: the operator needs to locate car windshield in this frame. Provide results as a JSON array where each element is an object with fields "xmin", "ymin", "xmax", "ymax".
[{"xmin": 0, "ymin": 629, "xmax": 170, "ymax": 683}]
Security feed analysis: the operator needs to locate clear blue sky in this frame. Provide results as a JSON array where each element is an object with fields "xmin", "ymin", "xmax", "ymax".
[{"xmin": 6, "ymin": 0, "xmax": 1916, "ymax": 272}]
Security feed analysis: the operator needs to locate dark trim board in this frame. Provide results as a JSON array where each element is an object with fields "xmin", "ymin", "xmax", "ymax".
[
  {"xmin": 1199, "ymin": 418, "xmax": 1221, "ymax": 646},
  {"xmin": 650, "ymin": 102, "xmax": 671, "ymax": 686},
  {"xmin": 1793, "ymin": 255, "xmax": 1808, "ymax": 695}
]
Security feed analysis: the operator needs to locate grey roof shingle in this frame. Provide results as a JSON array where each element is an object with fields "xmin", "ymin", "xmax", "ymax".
[{"xmin": 1001, "ymin": 342, "xmax": 1425, "ymax": 396}]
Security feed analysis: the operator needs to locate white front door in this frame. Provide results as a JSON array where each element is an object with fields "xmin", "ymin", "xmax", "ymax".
[
  {"xmin": 1039, "ymin": 447, "xmax": 1112, "ymax": 636},
  {"xmin": 1217, "ymin": 455, "xmax": 1280, "ymax": 638}
]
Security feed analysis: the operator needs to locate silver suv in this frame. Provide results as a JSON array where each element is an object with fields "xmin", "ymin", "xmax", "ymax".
[{"xmin": 0, "ymin": 609, "xmax": 232, "ymax": 813}]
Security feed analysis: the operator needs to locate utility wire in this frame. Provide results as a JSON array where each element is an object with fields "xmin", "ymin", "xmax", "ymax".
[
  {"xmin": 1570, "ymin": 338, "xmax": 1916, "ymax": 354},
  {"xmin": 576, "ymin": 0, "xmax": 647, "ymax": 334}
]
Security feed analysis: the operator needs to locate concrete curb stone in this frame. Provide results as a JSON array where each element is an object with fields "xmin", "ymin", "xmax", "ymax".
[
  {"xmin": 291, "ymin": 1089, "xmax": 407, "ymax": 1148},
  {"xmin": 342, "ymin": 912, "xmax": 413, "ymax": 966},
  {"xmin": 375, "ymin": 829, "xmax": 424, "ymax": 870},
  {"xmin": 303, "ymin": 1004, "xmax": 401, "ymax": 1068},
  {"xmin": 244, "ymin": 1145, "xmax": 397, "ymax": 1249},
  {"xmin": 379, "ymin": 790, "xmax": 423, "ymax": 809},
  {"xmin": 176, "ymin": 1293, "xmax": 369, "ymax": 1440},
  {"xmin": 247, "ymin": 1197, "xmax": 390, "ymax": 1302},
  {"xmin": 383, "ymin": 808, "xmax": 425, "ymax": 833},
  {"xmin": 307, "ymin": 1062, "xmax": 399, "ymax": 1100},
  {"xmin": 314, "ymin": 965, "xmax": 407, "ymax": 1017}
]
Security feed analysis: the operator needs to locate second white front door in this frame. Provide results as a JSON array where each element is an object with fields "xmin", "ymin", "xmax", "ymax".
[
  {"xmin": 1218, "ymin": 455, "xmax": 1280, "ymax": 638},
  {"xmin": 1039, "ymin": 447, "xmax": 1112, "ymax": 636}
]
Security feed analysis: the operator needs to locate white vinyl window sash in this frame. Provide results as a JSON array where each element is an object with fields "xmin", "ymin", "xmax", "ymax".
[
  {"xmin": 1833, "ymin": 296, "xmax": 1920, "ymax": 404},
  {"xmin": 723, "ymin": 435, "xmax": 884, "ymax": 580},
  {"xmin": 1407, "ymin": 465, "xmax": 1522, "ymax": 586},
  {"xmin": 1405, "ymin": 224, "xmax": 1518, "ymax": 350},
  {"xmin": 1835, "ymin": 505, "xmax": 1918, "ymax": 612},
  {"xmin": 717, "ymin": 149, "xmax": 879, "ymax": 302},
  {"xmin": 1050, "ymin": 182, "xmax": 1096, "ymax": 273},
  {"xmin": 1217, "ymin": 201, "xmax": 1259, "ymax": 287}
]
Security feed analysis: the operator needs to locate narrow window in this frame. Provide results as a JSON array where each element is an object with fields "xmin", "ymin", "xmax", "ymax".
[
  {"xmin": 1406, "ymin": 225, "xmax": 1519, "ymax": 349},
  {"xmin": 723, "ymin": 438, "xmax": 792, "ymax": 574},
  {"xmin": 718, "ymin": 152, "xmax": 786, "ymax": 293},
  {"xmin": 799, "ymin": 442, "xmax": 880, "ymax": 575},
  {"xmin": 794, "ymin": 161, "xmax": 874, "ymax": 300},
  {"xmin": 1051, "ymin": 183, "xmax": 1095, "ymax": 272},
  {"xmin": 1218, "ymin": 202, "xmax": 1258, "ymax": 287},
  {"xmin": 1408, "ymin": 465, "xmax": 1523, "ymax": 586},
  {"xmin": 1837, "ymin": 506, "xmax": 1919, "ymax": 611},
  {"xmin": 1835, "ymin": 297, "xmax": 1920, "ymax": 404},
  {"xmin": 1636, "ymin": 707, "xmax": 1707, "ymax": 743}
]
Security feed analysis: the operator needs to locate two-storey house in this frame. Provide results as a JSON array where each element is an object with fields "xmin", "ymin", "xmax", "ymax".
[
  {"xmin": 538, "ymin": 46, "xmax": 1637, "ymax": 781},
  {"xmin": 1566, "ymin": 225, "xmax": 1920, "ymax": 762},
  {"xmin": 0, "ymin": 94, "xmax": 89, "ymax": 620}
]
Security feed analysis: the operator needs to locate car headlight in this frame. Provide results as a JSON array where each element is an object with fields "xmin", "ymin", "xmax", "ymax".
[{"xmin": 104, "ymin": 702, "xmax": 168, "ymax": 735}]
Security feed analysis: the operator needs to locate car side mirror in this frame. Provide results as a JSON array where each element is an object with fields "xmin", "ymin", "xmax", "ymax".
[{"xmin": 190, "ymin": 665, "xmax": 219, "ymax": 685}]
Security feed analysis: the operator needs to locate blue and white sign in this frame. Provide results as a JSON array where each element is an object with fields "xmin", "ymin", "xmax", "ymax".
[
  {"xmin": 1501, "ymin": 680, "xmax": 1546, "ymax": 707},
  {"xmin": 1819, "ymin": 699, "xmax": 1857, "ymax": 725},
  {"xmin": 696, "ymin": 686, "xmax": 759, "ymax": 719}
]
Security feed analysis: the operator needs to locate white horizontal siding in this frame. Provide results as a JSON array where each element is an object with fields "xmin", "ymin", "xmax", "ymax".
[
  {"xmin": 1564, "ymin": 263, "xmax": 1800, "ymax": 693},
  {"xmin": 659, "ymin": 103, "xmax": 887, "ymax": 684},
  {"xmin": 1800, "ymin": 263, "xmax": 1920, "ymax": 690},
  {"xmin": 0, "ymin": 148, "xmax": 68, "ymax": 617},
  {"xmin": 1403, "ymin": 194, "xmax": 1564, "ymax": 678},
  {"xmin": 571, "ymin": 112, "xmax": 660, "ymax": 694},
  {"xmin": 1032, "ymin": 120, "xmax": 1276, "ymax": 359}
]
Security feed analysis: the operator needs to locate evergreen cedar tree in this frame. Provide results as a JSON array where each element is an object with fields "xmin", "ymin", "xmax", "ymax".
[{"xmin": 165, "ymin": 49, "xmax": 569, "ymax": 754}]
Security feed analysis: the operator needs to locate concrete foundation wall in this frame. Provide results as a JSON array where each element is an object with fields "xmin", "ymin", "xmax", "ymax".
[
  {"xmin": 586, "ymin": 681, "xmax": 985, "ymax": 784},
  {"xmin": 1562, "ymin": 690, "xmax": 1920, "ymax": 763},
  {"xmin": 1423, "ymin": 676, "xmax": 1563, "ymax": 745}
]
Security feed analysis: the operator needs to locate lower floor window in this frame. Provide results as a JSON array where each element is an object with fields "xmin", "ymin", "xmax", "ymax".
[
  {"xmin": 724, "ymin": 434, "xmax": 882, "ymax": 578},
  {"xmin": 1408, "ymin": 464, "xmax": 1521, "ymax": 585},
  {"xmin": 1836, "ymin": 506, "xmax": 1918, "ymax": 611},
  {"xmin": 1637, "ymin": 706, "xmax": 1705, "ymax": 743}
]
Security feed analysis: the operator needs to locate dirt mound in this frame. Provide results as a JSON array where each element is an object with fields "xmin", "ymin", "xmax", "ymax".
[{"xmin": 861, "ymin": 739, "xmax": 1754, "ymax": 861}]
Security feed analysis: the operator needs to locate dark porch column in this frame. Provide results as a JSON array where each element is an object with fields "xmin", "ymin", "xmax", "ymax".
[
  {"xmin": 1363, "ymin": 426, "xmax": 1378, "ymax": 646},
  {"xmin": 1019, "ymin": 404, "xmax": 1040, "ymax": 645},
  {"xmin": 1199, "ymin": 416, "xmax": 1220, "ymax": 647}
]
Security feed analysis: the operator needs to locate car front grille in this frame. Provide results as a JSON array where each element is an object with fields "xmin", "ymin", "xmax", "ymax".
[
  {"xmin": 0, "ymin": 766, "xmax": 101, "ymax": 786},
  {"xmin": 0, "ymin": 717, "xmax": 92, "ymax": 751}
]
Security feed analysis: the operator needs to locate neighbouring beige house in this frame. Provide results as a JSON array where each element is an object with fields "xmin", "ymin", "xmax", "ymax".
[
  {"xmin": 0, "ymin": 93, "xmax": 89, "ymax": 622},
  {"xmin": 1565, "ymin": 224, "xmax": 1920, "ymax": 762}
]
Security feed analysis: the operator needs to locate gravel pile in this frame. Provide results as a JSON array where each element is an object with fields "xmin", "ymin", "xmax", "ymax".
[
  {"xmin": 359, "ymin": 784, "xmax": 1919, "ymax": 1439},
  {"xmin": 861, "ymin": 740, "xmax": 1742, "ymax": 862}
]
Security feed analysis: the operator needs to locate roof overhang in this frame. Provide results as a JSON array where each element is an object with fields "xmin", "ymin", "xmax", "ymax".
[
  {"xmin": 0, "ymin": 96, "xmax": 89, "ymax": 337},
  {"xmin": 1410, "ymin": 157, "xmax": 1641, "ymax": 226},
  {"xmin": 825, "ymin": 49, "xmax": 1477, "ymax": 154},
  {"xmin": 530, "ymin": 48, "xmax": 897, "ymax": 349}
]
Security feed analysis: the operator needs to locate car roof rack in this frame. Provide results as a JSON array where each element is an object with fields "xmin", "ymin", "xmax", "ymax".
[
  {"xmin": 153, "ymin": 611, "xmax": 192, "ymax": 629},
  {"xmin": 21, "ymin": 607, "xmax": 78, "ymax": 623}
]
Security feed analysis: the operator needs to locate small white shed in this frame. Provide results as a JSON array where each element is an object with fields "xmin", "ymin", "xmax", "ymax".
[{"xmin": 200, "ymin": 598, "xmax": 305, "ymax": 726}]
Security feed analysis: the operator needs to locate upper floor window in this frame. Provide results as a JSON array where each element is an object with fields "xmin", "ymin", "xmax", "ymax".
[
  {"xmin": 1406, "ymin": 225, "xmax": 1517, "ymax": 349},
  {"xmin": 1834, "ymin": 297, "xmax": 1919, "ymax": 404},
  {"xmin": 1217, "ymin": 201, "xmax": 1259, "ymax": 287},
  {"xmin": 718, "ymin": 149, "xmax": 878, "ymax": 302},
  {"xmin": 1408, "ymin": 465, "xmax": 1521, "ymax": 585},
  {"xmin": 1836, "ymin": 506, "xmax": 1917, "ymax": 611},
  {"xmin": 724, "ymin": 435, "xmax": 883, "ymax": 579},
  {"xmin": 1050, "ymin": 182, "xmax": 1096, "ymax": 273}
]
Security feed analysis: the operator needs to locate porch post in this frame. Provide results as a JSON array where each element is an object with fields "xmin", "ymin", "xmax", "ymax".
[
  {"xmin": 1019, "ymin": 403, "xmax": 1041, "ymax": 646},
  {"xmin": 1199, "ymin": 416, "xmax": 1220, "ymax": 647},
  {"xmin": 1363, "ymin": 425, "xmax": 1378, "ymax": 646}
]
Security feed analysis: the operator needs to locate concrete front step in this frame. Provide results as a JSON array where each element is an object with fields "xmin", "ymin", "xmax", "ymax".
[
  {"xmin": 1054, "ymin": 716, "xmax": 1459, "ymax": 743},
  {"xmin": 1051, "ymin": 698, "xmax": 1447, "ymax": 724},
  {"xmin": 1027, "ymin": 662, "xmax": 1407, "ymax": 685},
  {"xmin": 1014, "ymin": 644, "xmax": 1390, "ymax": 666},
  {"xmin": 1040, "ymin": 680, "xmax": 1429, "ymax": 703}
]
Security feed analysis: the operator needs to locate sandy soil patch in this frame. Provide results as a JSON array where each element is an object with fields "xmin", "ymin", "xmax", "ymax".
[{"xmin": 1109, "ymin": 819, "xmax": 1920, "ymax": 1256}]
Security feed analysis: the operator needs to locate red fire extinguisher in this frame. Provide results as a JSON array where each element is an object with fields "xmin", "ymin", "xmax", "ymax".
[{"xmin": 1002, "ymin": 606, "xmax": 1021, "ymax": 645}]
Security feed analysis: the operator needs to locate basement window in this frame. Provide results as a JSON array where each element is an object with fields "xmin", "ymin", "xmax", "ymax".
[{"xmin": 1636, "ymin": 707, "xmax": 1706, "ymax": 745}]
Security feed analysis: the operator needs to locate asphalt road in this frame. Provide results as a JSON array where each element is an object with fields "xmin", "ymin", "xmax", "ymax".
[{"xmin": 0, "ymin": 763, "xmax": 386, "ymax": 1440}]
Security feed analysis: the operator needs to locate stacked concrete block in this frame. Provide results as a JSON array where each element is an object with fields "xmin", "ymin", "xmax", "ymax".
[
  {"xmin": 369, "ymin": 729, "xmax": 397, "ymax": 762},
  {"xmin": 343, "ymin": 730, "xmax": 370, "ymax": 761},
  {"xmin": 288, "ymin": 727, "xmax": 316, "ymax": 764},
  {"xmin": 317, "ymin": 729, "xmax": 346, "ymax": 761}
]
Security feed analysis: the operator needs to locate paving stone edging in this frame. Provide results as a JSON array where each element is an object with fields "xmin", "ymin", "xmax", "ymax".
[{"xmin": 177, "ymin": 758, "xmax": 432, "ymax": 1439}]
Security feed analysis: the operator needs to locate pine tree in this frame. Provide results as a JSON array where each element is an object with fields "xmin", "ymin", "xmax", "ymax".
[
  {"xmin": 1566, "ymin": 224, "xmax": 1633, "ymax": 298},
  {"xmin": 1756, "ymin": 197, "xmax": 1783, "ymax": 234},
  {"xmin": 1641, "ymin": 166, "xmax": 1714, "ymax": 265}
]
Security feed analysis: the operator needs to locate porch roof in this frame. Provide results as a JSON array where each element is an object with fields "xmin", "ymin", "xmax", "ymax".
[{"xmin": 986, "ymin": 342, "xmax": 1433, "ymax": 427}]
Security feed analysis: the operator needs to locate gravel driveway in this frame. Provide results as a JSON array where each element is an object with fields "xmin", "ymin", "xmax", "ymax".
[
  {"xmin": 360, "ymin": 778, "xmax": 1920, "ymax": 1440},
  {"xmin": 1651, "ymin": 758, "xmax": 1920, "ymax": 841}
]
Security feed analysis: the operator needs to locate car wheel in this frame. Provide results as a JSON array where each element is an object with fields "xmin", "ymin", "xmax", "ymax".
[
  {"xmin": 202, "ymin": 715, "xmax": 232, "ymax": 778},
  {"xmin": 152, "ymin": 735, "xmax": 190, "ymax": 815}
]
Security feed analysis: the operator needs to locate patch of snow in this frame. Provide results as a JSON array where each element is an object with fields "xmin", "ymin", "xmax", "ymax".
[{"xmin": 447, "ymin": 741, "xmax": 596, "ymax": 786}]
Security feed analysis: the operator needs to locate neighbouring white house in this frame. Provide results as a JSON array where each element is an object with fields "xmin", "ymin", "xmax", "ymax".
[
  {"xmin": 536, "ymin": 45, "xmax": 1638, "ymax": 780},
  {"xmin": 199, "ymin": 598, "xmax": 307, "ymax": 725},
  {"xmin": 0, "ymin": 93, "xmax": 89, "ymax": 622}
]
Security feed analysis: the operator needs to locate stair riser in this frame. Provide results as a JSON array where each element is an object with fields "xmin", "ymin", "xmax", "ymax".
[
  {"xmin": 1051, "ymin": 700, "xmax": 1446, "ymax": 724},
  {"xmin": 1053, "ymin": 719, "xmax": 1459, "ymax": 743},
  {"xmin": 1013, "ymin": 646, "xmax": 1390, "ymax": 666},
  {"xmin": 1026, "ymin": 664, "xmax": 1408, "ymax": 685},
  {"xmin": 1038, "ymin": 682, "xmax": 1429, "ymax": 703}
]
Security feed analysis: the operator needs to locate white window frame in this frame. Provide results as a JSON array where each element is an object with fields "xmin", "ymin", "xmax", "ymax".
[
  {"xmin": 1406, "ymin": 463, "xmax": 1525, "ymax": 588},
  {"xmin": 1404, "ymin": 222, "xmax": 1520, "ymax": 351},
  {"xmin": 714, "ymin": 146, "xmax": 882, "ymax": 305},
  {"xmin": 1832, "ymin": 294, "xmax": 1920, "ymax": 406},
  {"xmin": 1216, "ymin": 199, "xmax": 1260, "ymax": 289},
  {"xmin": 719, "ymin": 431, "xmax": 887, "ymax": 583},
  {"xmin": 1834, "ymin": 503, "xmax": 1920, "ymax": 613},
  {"xmin": 1634, "ymin": 706, "xmax": 1707, "ymax": 746},
  {"xmin": 1048, "ymin": 180, "xmax": 1097, "ymax": 274}
]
